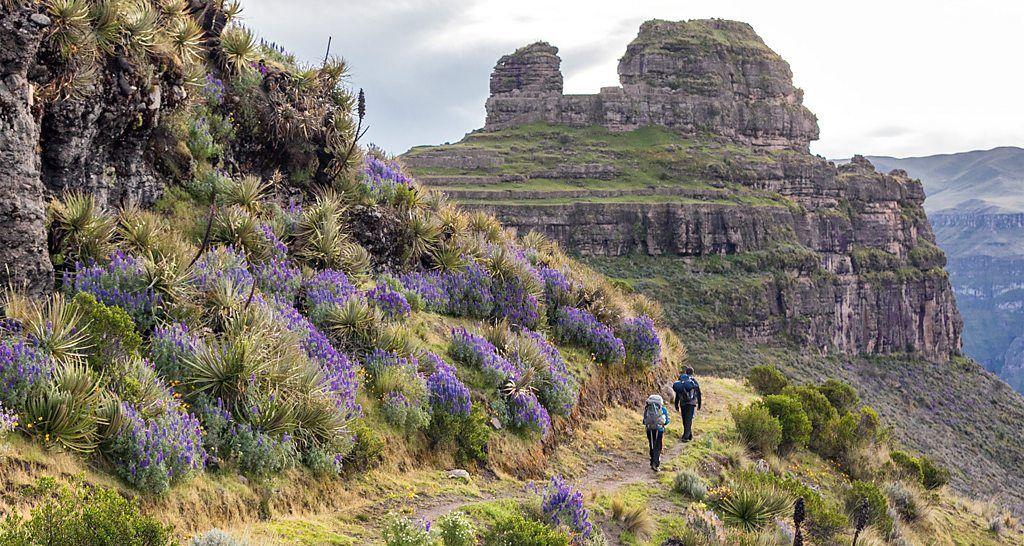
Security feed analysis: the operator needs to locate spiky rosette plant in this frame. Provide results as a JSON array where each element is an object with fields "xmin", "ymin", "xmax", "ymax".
[
  {"xmin": 48, "ymin": 191, "xmax": 117, "ymax": 267},
  {"xmin": 218, "ymin": 24, "xmax": 257, "ymax": 74}
]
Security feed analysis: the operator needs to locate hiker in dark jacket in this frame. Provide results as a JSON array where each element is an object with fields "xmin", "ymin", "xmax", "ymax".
[
  {"xmin": 672, "ymin": 366, "xmax": 702, "ymax": 442},
  {"xmin": 642, "ymin": 394, "xmax": 670, "ymax": 472}
]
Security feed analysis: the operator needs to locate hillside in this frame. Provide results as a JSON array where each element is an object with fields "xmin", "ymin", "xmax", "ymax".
[
  {"xmin": 401, "ymin": 18, "xmax": 1024, "ymax": 516},
  {"xmin": 0, "ymin": 3, "xmax": 1021, "ymax": 545},
  {"xmin": 856, "ymin": 149, "xmax": 1024, "ymax": 391}
]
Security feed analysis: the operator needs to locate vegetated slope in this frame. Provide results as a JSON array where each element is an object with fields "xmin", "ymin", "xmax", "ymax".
[
  {"xmin": 857, "ymin": 148, "xmax": 1024, "ymax": 392},
  {"xmin": 401, "ymin": 18, "xmax": 1024, "ymax": 514}
]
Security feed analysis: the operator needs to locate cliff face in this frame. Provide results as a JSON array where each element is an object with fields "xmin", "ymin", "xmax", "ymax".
[
  {"xmin": 403, "ymin": 19, "xmax": 963, "ymax": 362},
  {"xmin": 485, "ymin": 20, "xmax": 818, "ymax": 150}
]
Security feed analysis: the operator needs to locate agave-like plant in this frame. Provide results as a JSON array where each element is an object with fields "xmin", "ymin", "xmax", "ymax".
[
  {"xmin": 238, "ymin": 387, "xmax": 297, "ymax": 436},
  {"xmin": 338, "ymin": 241, "xmax": 371, "ymax": 279},
  {"xmin": 390, "ymin": 183, "xmax": 425, "ymax": 212},
  {"xmin": 373, "ymin": 322, "xmax": 417, "ymax": 357},
  {"xmin": 429, "ymin": 240, "xmax": 466, "ymax": 273},
  {"xmin": 117, "ymin": 205, "xmax": 160, "ymax": 254},
  {"xmin": 45, "ymin": 0, "xmax": 97, "ymax": 60},
  {"xmin": 221, "ymin": 175, "xmax": 271, "ymax": 216},
  {"xmin": 140, "ymin": 253, "xmax": 193, "ymax": 306},
  {"xmin": 120, "ymin": 0, "xmax": 159, "ymax": 59},
  {"xmin": 219, "ymin": 24, "xmax": 257, "ymax": 74},
  {"xmin": 219, "ymin": 0, "xmax": 242, "ymax": 23},
  {"xmin": 211, "ymin": 205, "xmax": 266, "ymax": 259},
  {"xmin": 292, "ymin": 396, "xmax": 347, "ymax": 447},
  {"xmin": 321, "ymin": 298, "xmax": 376, "ymax": 347},
  {"xmin": 49, "ymin": 191, "xmax": 116, "ymax": 266},
  {"xmin": 500, "ymin": 367, "xmax": 535, "ymax": 400},
  {"xmin": 162, "ymin": 15, "xmax": 204, "ymax": 65},
  {"xmin": 23, "ymin": 361, "xmax": 105, "ymax": 452},
  {"xmin": 5, "ymin": 291, "xmax": 93, "ymax": 367},
  {"xmin": 404, "ymin": 213, "xmax": 441, "ymax": 264},
  {"xmin": 88, "ymin": 0, "xmax": 123, "ymax": 55},
  {"xmin": 717, "ymin": 486, "xmax": 793, "ymax": 532},
  {"xmin": 185, "ymin": 336, "xmax": 267, "ymax": 405}
]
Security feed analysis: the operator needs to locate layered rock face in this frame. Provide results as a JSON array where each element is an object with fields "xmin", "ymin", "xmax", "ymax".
[
  {"xmin": 485, "ymin": 19, "xmax": 818, "ymax": 150},
  {"xmin": 0, "ymin": 6, "xmax": 55, "ymax": 296},
  {"xmin": 404, "ymin": 19, "xmax": 963, "ymax": 361}
]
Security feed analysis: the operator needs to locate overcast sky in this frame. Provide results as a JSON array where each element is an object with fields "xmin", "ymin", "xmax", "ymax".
[{"xmin": 241, "ymin": 0, "xmax": 1024, "ymax": 159}]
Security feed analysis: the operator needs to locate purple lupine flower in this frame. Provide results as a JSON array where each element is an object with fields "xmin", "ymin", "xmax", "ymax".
[
  {"xmin": 66, "ymin": 251, "xmax": 161, "ymax": 328},
  {"xmin": 0, "ymin": 402, "xmax": 18, "ymax": 436},
  {"xmin": 149, "ymin": 322, "xmax": 205, "ymax": 383},
  {"xmin": 552, "ymin": 307, "xmax": 625, "ymax": 364},
  {"xmin": 442, "ymin": 262, "xmax": 494, "ymax": 319},
  {"xmin": 362, "ymin": 156, "xmax": 412, "ymax": 194},
  {"xmin": 398, "ymin": 271, "xmax": 448, "ymax": 312},
  {"xmin": 508, "ymin": 390, "xmax": 551, "ymax": 436},
  {"xmin": 449, "ymin": 328, "xmax": 518, "ymax": 388},
  {"xmin": 539, "ymin": 267, "xmax": 575, "ymax": 309},
  {"xmin": 0, "ymin": 338, "xmax": 50, "ymax": 409},
  {"xmin": 541, "ymin": 475, "xmax": 593, "ymax": 542},
  {"xmin": 620, "ymin": 315, "xmax": 661, "ymax": 368},
  {"xmin": 302, "ymin": 269, "xmax": 357, "ymax": 309},
  {"xmin": 521, "ymin": 329, "xmax": 576, "ymax": 416},
  {"xmin": 366, "ymin": 284, "xmax": 411, "ymax": 320},
  {"xmin": 252, "ymin": 228, "xmax": 302, "ymax": 303},
  {"xmin": 110, "ymin": 402, "xmax": 207, "ymax": 493},
  {"xmin": 491, "ymin": 276, "xmax": 541, "ymax": 329},
  {"xmin": 424, "ymin": 352, "xmax": 471, "ymax": 417},
  {"xmin": 192, "ymin": 246, "xmax": 253, "ymax": 292},
  {"xmin": 202, "ymin": 74, "xmax": 226, "ymax": 105},
  {"xmin": 274, "ymin": 302, "xmax": 361, "ymax": 421}
]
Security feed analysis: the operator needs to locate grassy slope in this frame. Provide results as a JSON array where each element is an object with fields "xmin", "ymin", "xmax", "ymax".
[{"xmin": 402, "ymin": 123, "xmax": 792, "ymax": 207}]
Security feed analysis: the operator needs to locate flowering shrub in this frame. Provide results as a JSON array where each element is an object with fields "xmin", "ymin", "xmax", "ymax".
[
  {"xmin": 380, "ymin": 391, "xmax": 431, "ymax": 433},
  {"xmin": 192, "ymin": 246, "xmax": 253, "ymax": 292},
  {"xmin": 109, "ymin": 403, "xmax": 207, "ymax": 493},
  {"xmin": 366, "ymin": 284, "xmax": 411, "ymax": 320},
  {"xmin": 67, "ymin": 251, "xmax": 160, "ymax": 329},
  {"xmin": 0, "ymin": 402, "xmax": 17, "ymax": 438},
  {"xmin": 302, "ymin": 269, "xmax": 357, "ymax": 323},
  {"xmin": 226, "ymin": 422, "xmax": 298, "ymax": 477},
  {"xmin": 449, "ymin": 328, "xmax": 518, "ymax": 388},
  {"xmin": 149, "ymin": 322, "xmax": 205, "ymax": 383},
  {"xmin": 540, "ymin": 475, "xmax": 593, "ymax": 542},
  {"xmin": 491, "ymin": 275, "xmax": 542, "ymax": 329},
  {"xmin": 522, "ymin": 330, "xmax": 576, "ymax": 416},
  {"xmin": 252, "ymin": 229, "xmax": 301, "ymax": 301},
  {"xmin": 275, "ymin": 303, "xmax": 360, "ymax": 421},
  {"xmin": 442, "ymin": 263, "xmax": 494, "ymax": 319},
  {"xmin": 620, "ymin": 315, "xmax": 661, "ymax": 368},
  {"xmin": 0, "ymin": 338, "xmax": 49, "ymax": 409},
  {"xmin": 552, "ymin": 307, "xmax": 625, "ymax": 364},
  {"xmin": 425, "ymin": 353, "xmax": 471, "ymax": 417},
  {"xmin": 540, "ymin": 267, "xmax": 575, "ymax": 310},
  {"xmin": 507, "ymin": 390, "xmax": 551, "ymax": 436},
  {"xmin": 398, "ymin": 271, "xmax": 447, "ymax": 312},
  {"xmin": 363, "ymin": 156, "xmax": 413, "ymax": 196},
  {"xmin": 365, "ymin": 350, "xmax": 430, "ymax": 432}
]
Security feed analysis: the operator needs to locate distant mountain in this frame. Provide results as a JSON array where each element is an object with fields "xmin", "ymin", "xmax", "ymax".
[
  {"xmin": 854, "ymin": 147, "xmax": 1024, "ymax": 392},
  {"xmin": 863, "ymin": 146, "xmax": 1024, "ymax": 214}
]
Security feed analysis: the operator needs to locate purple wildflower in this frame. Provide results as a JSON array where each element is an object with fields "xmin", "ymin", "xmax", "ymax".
[
  {"xmin": 67, "ymin": 251, "xmax": 161, "ymax": 328},
  {"xmin": 425, "ymin": 353, "xmax": 471, "ymax": 417},
  {"xmin": 0, "ymin": 338, "xmax": 50, "ymax": 409},
  {"xmin": 449, "ymin": 328, "xmax": 519, "ymax": 388},
  {"xmin": 521, "ymin": 330, "xmax": 576, "ymax": 416},
  {"xmin": 192, "ymin": 246, "xmax": 254, "ymax": 292},
  {"xmin": 398, "ymin": 271, "xmax": 447, "ymax": 311},
  {"xmin": 110, "ymin": 403, "xmax": 207, "ymax": 493},
  {"xmin": 552, "ymin": 307, "xmax": 625, "ymax": 364},
  {"xmin": 541, "ymin": 475, "xmax": 593, "ymax": 542},
  {"xmin": 149, "ymin": 322, "xmax": 205, "ymax": 383},
  {"xmin": 508, "ymin": 390, "xmax": 551, "ymax": 436},
  {"xmin": 303, "ymin": 269, "xmax": 357, "ymax": 309},
  {"xmin": 366, "ymin": 284, "xmax": 411, "ymax": 320},
  {"xmin": 620, "ymin": 315, "xmax": 661, "ymax": 368}
]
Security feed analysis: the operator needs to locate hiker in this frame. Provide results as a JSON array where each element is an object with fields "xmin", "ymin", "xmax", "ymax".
[
  {"xmin": 672, "ymin": 366, "xmax": 702, "ymax": 442},
  {"xmin": 642, "ymin": 394, "xmax": 670, "ymax": 472}
]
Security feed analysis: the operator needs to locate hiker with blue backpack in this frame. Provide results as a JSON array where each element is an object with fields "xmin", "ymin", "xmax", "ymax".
[
  {"xmin": 642, "ymin": 394, "xmax": 670, "ymax": 472},
  {"xmin": 672, "ymin": 366, "xmax": 703, "ymax": 442}
]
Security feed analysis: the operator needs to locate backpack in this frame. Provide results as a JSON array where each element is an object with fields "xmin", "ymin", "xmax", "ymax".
[
  {"xmin": 681, "ymin": 378, "xmax": 699, "ymax": 405},
  {"xmin": 643, "ymin": 395, "xmax": 666, "ymax": 429}
]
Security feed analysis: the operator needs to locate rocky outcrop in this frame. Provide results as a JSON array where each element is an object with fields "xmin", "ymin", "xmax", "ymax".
[
  {"xmin": 485, "ymin": 20, "xmax": 818, "ymax": 150},
  {"xmin": 0, "ymin": 5, "xmax": 54, "ymax": 297}
]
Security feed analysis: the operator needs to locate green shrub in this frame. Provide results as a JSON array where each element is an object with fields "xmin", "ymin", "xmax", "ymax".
[
  {"xmin": 427, "ymin": 407, "xmax": 490, "ymax": 466},
  {"xmin": 72, "ymin": 292, "xmax": 143, "ymax": 370},
  {"xmin": 381, "ymin": 515, "xmax": 434, "ymax": 546},
  {"xmin": 889, "ymin": 451, "xmax": 924, "ymax": 483},
  {"xmin": 730, "ymin": 403, "xmax": 782, "ymax": 455},
  {"xmin": 782, "ymin": 385, "xmax": 837, "ymax": 450},
  {"xmin": 762, "ymin": 395, "xmax": 811, "ymax": 454},
  {"xmin": 919, "ymin": 455, "xmax": 950, "ymax": 489},
  {"xmin": 672, "ymin": 470, "xmax": 707, "ymax": 500},
  {"xmin": 816, "ymin": 379, "xmax": 859, "ymax": 415},
  {"xmin": 436, "ymin": 512, "xmax": 476, "ymax": 546},
  {"xmin": 346, "ymin": 421, "xmax": 386, "ymax": 471},
  {"xmin": 727, "ymin": 469, "xmax": 845, "ymax": 542},
  {"xmin": 482, "ymin": 514, "xmax": 569, "ymax": 546},
  {"xmin": 0, "ymin": 478, "xmax": 174, "ymax": 545},
  {"xmin": 884, "ymin": 481, "xmax": 925, "ymax": 523},
  {"xmin": 844, "ymin": 481, "xmax": 894, "ymax": 536},
  {"xmin": 745, "ymin": 365, "xmax": 788, "ymax": 396}
]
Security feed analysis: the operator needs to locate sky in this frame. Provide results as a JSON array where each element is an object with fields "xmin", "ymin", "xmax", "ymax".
[{"xmin": 241, "ymin": 0, "xmax": 1024, "ymax": 159}]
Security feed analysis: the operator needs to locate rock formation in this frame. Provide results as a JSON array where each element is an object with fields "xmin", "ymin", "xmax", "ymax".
[
  {"xmin": 485, "ymin": 20, "xmax": 819, "ymax": 151},
  {"xmin": 404, "ymin": 19, "xmax": 963, "ymax": 361},
  {"xmin": 0, "ymin": 5, "xmax": 55, "ymax": 296}
]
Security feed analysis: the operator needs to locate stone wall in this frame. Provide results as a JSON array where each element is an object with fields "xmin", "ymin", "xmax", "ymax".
[{"xmin": 484, "ymin": 19, "xmax": 818, "ymax": 150}]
